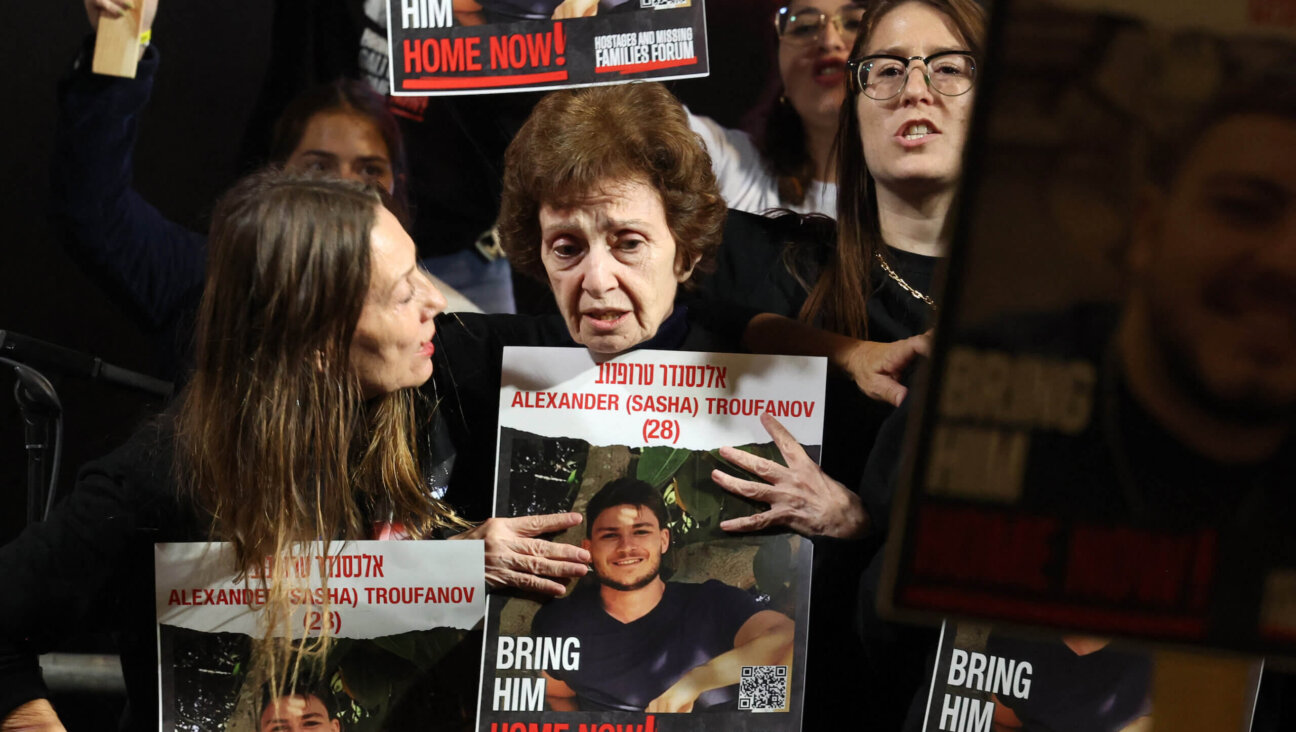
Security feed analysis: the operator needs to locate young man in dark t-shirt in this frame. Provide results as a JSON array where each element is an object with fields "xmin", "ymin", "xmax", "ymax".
[{"xmin": 531, "ymin": 478, "xmax": 795, "ymax": 713}]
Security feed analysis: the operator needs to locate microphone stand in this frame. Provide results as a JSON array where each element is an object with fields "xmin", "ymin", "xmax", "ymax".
[
  {"xmin": 0, "ymin": 330, "xmax": 173, "ymax": 399},
  {"xmin": 5, "ymin": 360, "xmax": 62, "ymax": 525},
  {"xmin": 1, "ymin": 330, "xmax": 174, "ymax": 524}
]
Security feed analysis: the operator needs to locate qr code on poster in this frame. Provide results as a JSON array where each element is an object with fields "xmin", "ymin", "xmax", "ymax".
[{"xmin": 738, "ymin": 665, "xmax": 788, "ymax": 711}]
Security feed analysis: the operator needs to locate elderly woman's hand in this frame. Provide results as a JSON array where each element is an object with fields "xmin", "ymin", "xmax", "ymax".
[
  {"xmin": 2, "ymin": 700, "xmax": 67, "ymax": 732},
  {"xmin": 713, "ymin": 413, "xmax": 869, "ymax": 539},
  {"xmin": 450, "ymin": 512, "xmax": 590, "ymax": 596}
]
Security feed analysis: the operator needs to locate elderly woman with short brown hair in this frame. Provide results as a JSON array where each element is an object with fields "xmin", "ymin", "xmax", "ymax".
[
  {"xmin": 422, "ymin": 82, "xmax": 742, "ymax": 550},
  {"xmin": 496, "ymin": 81, "xmax": 729, "ymax": 355}
]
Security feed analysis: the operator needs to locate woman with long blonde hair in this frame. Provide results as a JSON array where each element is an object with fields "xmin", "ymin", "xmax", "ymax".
[{"xmin": 0, "ymin": 171, "xmax": 587, "ymax": 730}]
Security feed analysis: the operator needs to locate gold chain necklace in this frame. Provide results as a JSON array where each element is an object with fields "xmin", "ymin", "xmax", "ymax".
[{"xmin": 875, "ymin": 250, "xmax": 938, "ymax": 311}]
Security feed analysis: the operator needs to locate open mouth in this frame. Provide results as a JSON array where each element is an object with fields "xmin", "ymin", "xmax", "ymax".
[
  {"xmin": 583, "ymin": 310, "xmax": 629, "ymax": 331},
  {"xmin": 612, "ymin": 557, "xmax": 643, "ymax": 567},
  {"xmin": 813, "ymin": 58, "xmax": 846, "ymax": 86},
  {"xmin": 418, "ymin": 341, "xmax": 435, "ymax": 357},
  {"xmin": 895, "ymin": 119, "xmax": 941, "ymax": 146},
  {"xmin": 904, "ymin": 123, "xmax": 931, "ymax": 140}
]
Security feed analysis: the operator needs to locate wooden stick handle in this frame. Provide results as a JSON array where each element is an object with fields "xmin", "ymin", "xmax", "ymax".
[{"xmin": 92, "ymin": 7, "xmax": 145, "ymax": 78}]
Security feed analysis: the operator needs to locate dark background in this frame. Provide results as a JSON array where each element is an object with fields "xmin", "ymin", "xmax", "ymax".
[
  {"xmin": 0, "ymin": 0, "xmax": 778, "ymax": 724},
  {"xmin": 0, "ymin": 0, "xmax": 782, "ymax": 543}
]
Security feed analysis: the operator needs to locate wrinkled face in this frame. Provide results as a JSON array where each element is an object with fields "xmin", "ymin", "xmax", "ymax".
[
  {"xmin": 540, "ymin": 179, "xmax": 695, "ymax": 356},
  {"xmin": 583, "ymin": 504, "xmax": 670, "ymax": 592},
  {"xmin": 777, "ymin": 1, "xmax": 861, "ymax": 133},
  {"xmin": 259, "ymin": 694, "xmax": 340, "ymax": 732},
  {"xmin": 350, "ymin": 206, "xmax": 447, "ymax": 398},
  {"xmin": 855, "ymin": 2, "xmax": 974, "ymax": 196},
  {"xmin": 285, "ymin": 111, "xmax": 396, "ymax": 194},
  {"xmin": 1132, "ymin": 114, "xmax": 1296, "ymax": 419}
]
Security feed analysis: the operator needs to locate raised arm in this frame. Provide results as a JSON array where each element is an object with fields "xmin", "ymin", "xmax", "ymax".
[{"xmin": 51, "ymin": 0, "xmax": 207, "ymax": 332}]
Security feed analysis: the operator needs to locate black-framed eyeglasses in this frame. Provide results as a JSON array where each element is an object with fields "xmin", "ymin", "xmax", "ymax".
[
  {"xmin": 847, "ymin": 52, "xmax": 977, "ymax": 100},
  {"xmin": 775, "ymin": 3, "xmax": 867, "ymax": 47}
]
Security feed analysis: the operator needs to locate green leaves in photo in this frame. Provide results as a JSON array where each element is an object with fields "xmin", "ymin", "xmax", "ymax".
[{"xmin": 636, "ymin": 443, "xmax": 786, "ymax": 536}]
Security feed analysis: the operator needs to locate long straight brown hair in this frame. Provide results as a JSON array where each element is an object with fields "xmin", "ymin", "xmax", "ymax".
[
  {"xmin": 799, "ymin": 0, "xmax": 987, "ymax": 338},
  {"xmin": 175, "ymin": 170, "xmax": 464, "ymax": 692},
  {"xmin": 758, "ymin": 89, "xmax": 817, "ymax": 207}
]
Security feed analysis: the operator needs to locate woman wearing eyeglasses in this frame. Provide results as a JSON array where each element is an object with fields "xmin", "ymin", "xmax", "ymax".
[
  {"xmin": 843, "ymin": 1, "xmax": 986, "ymax": 727},
  {"xmin": 708, "ymin": 0, "xmax": 986, "ymax": 727},
  {"xmin": 687, "ymin": 1, "xmax": 866, "ymax": 216},
  {"xmin": 722, "ymin": 0, "xmax": 986, "ymax": 527},
  {"xmin": 699, "ymin": 0, "xmax": 982, "ymax": 392},
  {"xmin": 804, "ymin": 0, "xmax": 984, "ymax": 341}
]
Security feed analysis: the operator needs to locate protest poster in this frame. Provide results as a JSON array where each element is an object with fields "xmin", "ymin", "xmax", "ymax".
[
  {"xmin": 880, "ymin": 0, "xmax": 1296, "ymax": 657},
  {"xmin": 476, "ymin": 347, "xmax": 821, "ymax": 731},
  {"xmin": 919, "ymin": 621, "xmax": 1262, "ymax": 732},
  {"xmin": 155, "ymin": 540, "xmax": 484, "ymax": 730},
  {"xmin": 385, "ymin": 0, "xmax": 708, "ymax": 95}
]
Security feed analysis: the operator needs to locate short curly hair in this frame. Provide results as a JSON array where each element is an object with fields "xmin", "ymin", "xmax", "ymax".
[{"xmin": 498, "ymin": 82, "xmax": 727, "ymax": 286}]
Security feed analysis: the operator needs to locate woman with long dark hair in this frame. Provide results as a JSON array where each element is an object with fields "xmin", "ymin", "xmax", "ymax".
[
  {"xmin": 55, "ymin": 0, "xmax": 480, "ymax": 380},
  {"xmin": 712, "ymin": 4, "xmax": 987, "ymax": 727},
  {"xmin": 803, "ymin": 0, "xmax": 986, "ymax": 340},
  {"xmin": 723, "ymin": 0, "xmax": 985, "ymax": 446},
  {"xmin": 725, "ymin": 0, "xmax": 988, "ymax": 500},
  {"xmin": 689, "ymin": 1, "xmax": 868, "ymax": 216}
]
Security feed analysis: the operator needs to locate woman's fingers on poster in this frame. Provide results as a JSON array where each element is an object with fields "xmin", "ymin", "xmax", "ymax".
[
  {"xmin": 487, "ymin": 567, "xmax": 570, "ymax": 597},
  {"xmin": 714, "ymin": 414, "xmax": 869, "ymax": 539},
  {"xmin": 759, "ymin": 411, "xmax": 813, "ymax": 466},
  {"xmin": 718, "ymin": 412, "xmax": 810, "ymax": 476},
  {"xmin": 505, "ymin": 511, "xmax": 585, "ymax": 537},
  {"xmin": 507, "ymin": 537, "xmax": 590, "ymax": 579},
  {"xmin": 453, "ymin": 513, "xmax": 590, "ymax": 595}
]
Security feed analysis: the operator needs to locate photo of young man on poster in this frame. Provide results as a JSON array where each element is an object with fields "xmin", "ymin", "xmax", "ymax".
[
  {"xmin": 530, "ymin": 477, "xmax": 795, "ymax": 713},
  {"xmin": 258, "ymin": 689, "xmax": 344, "ymax": 732},
  {"xmin": 885, "ymin": 55, "xmax": 1296, "ymax": 654}
]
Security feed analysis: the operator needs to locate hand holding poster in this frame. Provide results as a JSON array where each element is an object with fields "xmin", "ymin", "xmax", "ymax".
[
  {"xmin": 155, "ymin": 540, "xmax": 484, "ymax": 730},
  {"xmin": 478, "ymin": 348, "xmax": 820, "ymax": 731},
  {"xmin": 386, "ymin": 0, "xmax": 707, "ymax": 94}
]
